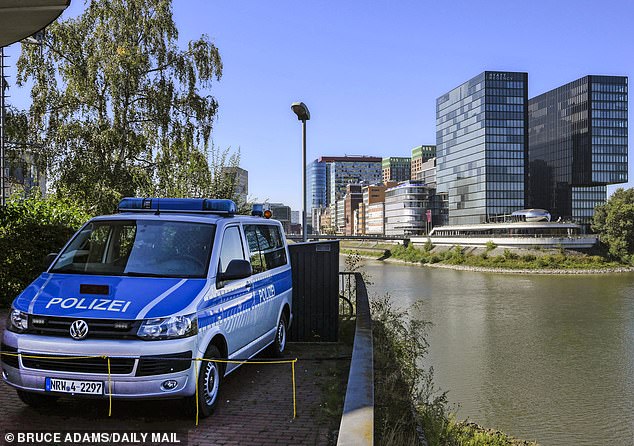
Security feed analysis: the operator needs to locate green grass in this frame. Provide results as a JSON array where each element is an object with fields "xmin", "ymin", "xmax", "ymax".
[{"xmin": 386, "ymin": 244, "xmax": 626, "ymax": 270}]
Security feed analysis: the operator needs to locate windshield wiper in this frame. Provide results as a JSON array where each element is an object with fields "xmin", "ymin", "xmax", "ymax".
[
  {"xmin": 123, "ymin": 271, "xmax": 201, "ymax": 278},
  {"xmin": 124, "ymin": 271, "xmax": 172, "ymax": 278}
]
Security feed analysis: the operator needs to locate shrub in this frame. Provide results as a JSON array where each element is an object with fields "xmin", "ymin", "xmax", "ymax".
[
  {"xmin": 485, "ymin": 240, "xmax": 497, "ymax": 252},
  {"xmin": 0, "ymin": 195, "xmax": 90, "ymax": 307},
  {"xmin": 423, "ymin": 238, "xmax": 434, "ymax": 252},
  {"xmin": 503, "ymin": 249, "xmax": 518, "ymax": 260},
  {"xmin": 445, "ymin": 245, "xmax": 465, "ymax": 265}
]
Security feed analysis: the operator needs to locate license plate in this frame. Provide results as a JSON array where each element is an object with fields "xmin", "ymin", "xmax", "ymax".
[{"xmin": 45, "ymin": 377, "xmax": 104, "ymax": 395}]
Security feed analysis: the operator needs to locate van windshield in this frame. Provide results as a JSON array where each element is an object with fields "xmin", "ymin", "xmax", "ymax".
[{"xmin": 50, "ymin": 220, "xmax": 215, "ymax": 278}]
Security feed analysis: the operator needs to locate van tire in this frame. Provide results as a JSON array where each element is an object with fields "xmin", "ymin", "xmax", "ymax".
[
  {"xmin": 16, "ymin": 390, "xmax": 59, "ymax": 408},
  {"xmin": 271, "ymin": 314, "xmax": 288, "ymax": 358},
  {"xmin": 184, "ymin": 345, "xmax": 223, "ymax": 418}
]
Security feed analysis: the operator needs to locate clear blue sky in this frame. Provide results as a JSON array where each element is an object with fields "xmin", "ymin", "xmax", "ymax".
[{"xmin": 4, "ymin": 0, "xmax": 633, "ymax": 210}]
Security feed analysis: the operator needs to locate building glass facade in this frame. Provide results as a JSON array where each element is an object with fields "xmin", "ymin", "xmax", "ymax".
[
  {"xmin": 384, "ymin": 181, "xmax": 442, "ymax": 236},
  {"xmin": 528, "ymin": 75, "xmax": 627, "ymax": 224},
  {"xmin": 306, "ymin": 159, "xmax": 327, "ymax": 211},
  {"xmin": 322, "ymin": 156, "xmax": 382, "ymax": 205},
  {"xmin": 437, "ymin": 71, "xmax": 528, "ymax": 225}
]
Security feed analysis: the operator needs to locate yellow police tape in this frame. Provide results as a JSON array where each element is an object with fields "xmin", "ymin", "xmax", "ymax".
[{"xmin": 0, "ymin": 351, "xmax": 298, "ymax": 425}]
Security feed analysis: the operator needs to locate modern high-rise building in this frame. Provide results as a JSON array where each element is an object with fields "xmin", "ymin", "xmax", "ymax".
[
  {"xmin": 269, "ymin": 203, "xmax": 292, "ymax": 234},
  {"xmin": 437, "ymin": 71, "xmax": 528, "ymax": 225},
  {"xmin": 321, "ymin": 156, "xmax": 382, "ymax": 206},
  {"xmin": 411, "ymin": 145, "xmax": 436, "ymax": 180},
  {"xmin": 305, "ymin": 159, "xmax": 327, "ymax": 233},
  {"xmin": 528, "ymin": 75, "xmax": 628, "ymax": 224},
  {"xmin": 382, "ymin": 157, "xmax": 411, "ymax": 183},
  {"xmin": 221, "ymin": 166, "xmax": 248, "ymax": 202}
]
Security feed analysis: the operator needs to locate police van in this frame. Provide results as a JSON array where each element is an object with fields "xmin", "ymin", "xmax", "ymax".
[{"xmin": 1, "ymin": 198, "xmax": 292, "ymax": 417}]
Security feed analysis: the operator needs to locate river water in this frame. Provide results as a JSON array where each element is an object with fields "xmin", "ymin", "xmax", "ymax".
[{"xmin": 359, "ymin": 259, "xmax": 634, "ymax": 446}]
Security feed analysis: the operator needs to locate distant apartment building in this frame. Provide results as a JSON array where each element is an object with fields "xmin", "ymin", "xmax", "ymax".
[
  {"xmin": 528, "ymin": 75, "xmax": 628, "ymax": 224},
  {"xmin": 343, "ymin": 184, "xmax": 363, "ymax": 236},
  {"xmin": 335, "ymin": 199, "xmax": 346, "ymax": 234},
  {"xmin": 437, "ymin": 71, "xmax": 528, "ymax": 225},
  {"xmin": 361, "ymin": 183, "xmax": 393, "ymax": 235},
  {"xmin": 355, "ymin": 203, "xmax": 365, "ymax": 235},
  {"xmin": 221, "ymin": 166, "xmax": 248, "ymax": 202},
  {"xmin": 382, "ymin": 157, "xmax": 411, "ymax": 183},
  {"xmin": 365, "ymin": 202, "xmax": 385, "ymax": 235},
  {"xmin": 2, "ymin": 149, "xmax": 46, "ymax": 200},
  {"xmin": 411, "ymin": 145, "xmax": 436, "ymax": 181},
  {"xmin": 269, "ymin": 203, "xmax": 291, "ymax": 234},
  {"xmin": 384, "ymin": 181, "xmax": 441, "ymax": 236}
]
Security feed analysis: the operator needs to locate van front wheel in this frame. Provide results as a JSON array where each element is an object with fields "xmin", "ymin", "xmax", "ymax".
[
  {"xmin": 271, "ymin": 315, "xmax": 287, "ymax": 357},
  {"xmin": 184, "ymin": 345, "xmax": 223, "ymax": 418}
]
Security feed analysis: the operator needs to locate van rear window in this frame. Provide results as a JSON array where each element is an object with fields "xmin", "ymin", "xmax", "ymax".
[
  {"xmin": 50, "ymin": 220, "xmax": 215, "ymax": 278},
  {"xmin": 243, "ymin": 224, "xmax": 287, "ymax": 273}
]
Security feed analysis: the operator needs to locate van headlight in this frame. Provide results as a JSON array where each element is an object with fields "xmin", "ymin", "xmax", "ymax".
[
  {"xmin": 8, "ymin": 309, "xmax": 29, "ymax": 333},
  {"xmin": 137, "ymin": 313, "xmax": 198, "ymax": 340}
]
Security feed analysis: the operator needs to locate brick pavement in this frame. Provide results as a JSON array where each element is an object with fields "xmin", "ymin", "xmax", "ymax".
[{"xmin": 0, "ymin": 312, "xmax": 351, "ymax": 446}]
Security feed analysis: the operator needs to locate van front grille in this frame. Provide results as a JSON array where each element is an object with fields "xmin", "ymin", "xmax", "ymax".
[
  {"xmin": 136, "ymin": 351, "xmax": 193, "ymax": 376},
  {"xmin": 1, "ymin": 344, "xmax": 20, "ymax": 368},
  {"xmin": 22, "ymin": 353, "xmax": 135, "ymax": 374},
  {"xmin": 28, "ymin": 316, "xmax": 141, "ymax": 339}
]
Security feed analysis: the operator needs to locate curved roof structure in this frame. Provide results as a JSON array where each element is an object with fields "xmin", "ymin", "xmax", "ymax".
[{"xmin": 0, "ymin": 0, "xmax": 70, "ymax": 47}]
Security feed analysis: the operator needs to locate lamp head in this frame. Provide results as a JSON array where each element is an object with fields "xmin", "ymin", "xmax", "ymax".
[{"xmin": 291, "ymin": 102, "xmax": 310, "ymax": 121}]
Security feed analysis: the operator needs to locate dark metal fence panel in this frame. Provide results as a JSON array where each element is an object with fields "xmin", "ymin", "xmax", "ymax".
[{"xmin": 288, "ymin": 241, "xmax": 339, "ymax": 342}]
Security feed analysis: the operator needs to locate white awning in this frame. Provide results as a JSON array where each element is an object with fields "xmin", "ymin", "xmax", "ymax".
[{"xmin": 0, "ymin": 0, "xmax": 70, "ymax": 47}]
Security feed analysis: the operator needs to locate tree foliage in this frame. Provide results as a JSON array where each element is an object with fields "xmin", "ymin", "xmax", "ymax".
[
  {"xmin": 592, "ymin": 188, "xmax": 634, "ymax": 262},
  {"xmin": 16, "ymin": 0, "xmax": 234, "ymax": 214},
  {"xmin": 0, "ymin": 194, "xmax": 90, "ymax": 306}
]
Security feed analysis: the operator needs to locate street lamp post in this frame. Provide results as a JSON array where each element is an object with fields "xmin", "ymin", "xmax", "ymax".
[{"xmin": 291, "ymin": 102, "xmax": 310, "ymax": 242}]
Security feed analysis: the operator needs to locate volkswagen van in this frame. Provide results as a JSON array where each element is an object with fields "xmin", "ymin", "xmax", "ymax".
[{"xmin": 1, "ymin": 198, "xmax": 292, "ymax": 417}]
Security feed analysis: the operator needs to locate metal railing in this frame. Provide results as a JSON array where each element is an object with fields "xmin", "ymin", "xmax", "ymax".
[{"xmin": 337, "ymin": 272, "xmax": 374, "ymax": 446}]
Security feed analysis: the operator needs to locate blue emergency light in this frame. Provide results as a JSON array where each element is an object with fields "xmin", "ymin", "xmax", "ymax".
[{"xmin": 118, "ymin": 198, "xmax": 237, "ymax": 215}]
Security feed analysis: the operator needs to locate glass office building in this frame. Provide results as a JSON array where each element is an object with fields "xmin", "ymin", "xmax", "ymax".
[
  {"xmin": 307, "ymin": 159, "xmax": 327, "ymax": 210},
  {"xmin": 437, "ymin": 71, "xmax": 528, "ymax": 225},
  {"xmin": 528, "ymin": 75, "xmax": 627, "ymax": 224}
]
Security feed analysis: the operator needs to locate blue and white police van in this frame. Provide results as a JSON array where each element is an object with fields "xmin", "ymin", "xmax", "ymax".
[{"xmin": 1, "ymin": 198, "xmax": 292, "ymax": 417}]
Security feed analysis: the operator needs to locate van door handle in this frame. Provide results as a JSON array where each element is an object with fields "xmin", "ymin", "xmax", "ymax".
[{"xmin": 245, "ymin": 281, "xmax": 252, "ymax": 289}]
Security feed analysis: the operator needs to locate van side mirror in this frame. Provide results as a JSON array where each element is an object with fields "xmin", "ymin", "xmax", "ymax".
[
  {"xmin": 43, "ymin": 253, "xmax": 58, "ymax": 270},
  {"xmin": 219, "ymin": 259, "xmax": 252, "ymax": 282}
]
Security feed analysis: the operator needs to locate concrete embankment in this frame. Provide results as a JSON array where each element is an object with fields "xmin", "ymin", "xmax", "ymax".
[{"xmin": 345, "ymin": 252, "xmax": 634, "ymax": 275}]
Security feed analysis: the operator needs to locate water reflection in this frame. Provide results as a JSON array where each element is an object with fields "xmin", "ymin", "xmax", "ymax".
[{"xmin": 359, "ymin": 258, "xmax": 634, "ymax": 446}]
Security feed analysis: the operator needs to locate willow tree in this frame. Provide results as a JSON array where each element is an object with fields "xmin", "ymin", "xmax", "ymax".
[
  {"xmin": 592, "ymin": 188, "xmax": 634, "ymax": 262},
  {"xmin": 17, "ymin": 0, "xmax": 225, "ymax": 214}
]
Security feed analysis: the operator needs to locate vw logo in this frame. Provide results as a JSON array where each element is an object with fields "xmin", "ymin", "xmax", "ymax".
[{"xmin": 69, "ymin": 320, "xmax": 89, "ymax": 340}]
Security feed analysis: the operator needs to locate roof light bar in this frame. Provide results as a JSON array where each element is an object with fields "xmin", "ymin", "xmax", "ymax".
[{"xmin": 118, "ymin": 198, "xmax": 237, "ymax": 215}]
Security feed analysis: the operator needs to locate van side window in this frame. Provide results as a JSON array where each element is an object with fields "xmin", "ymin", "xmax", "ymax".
[
  {"xmin": 244, "ymin": 224, "xmax": 287, "ymax": 273},
  {"xmin": 218, "ymin": 226, "xmax": 245, "ymax": 275}
]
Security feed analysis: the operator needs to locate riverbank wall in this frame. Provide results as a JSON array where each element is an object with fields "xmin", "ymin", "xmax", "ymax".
[{"xmin": 342, "ymin": 250, "xmax": 634, "ymax": 275}]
